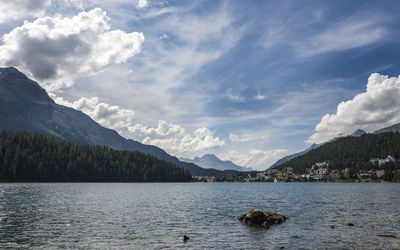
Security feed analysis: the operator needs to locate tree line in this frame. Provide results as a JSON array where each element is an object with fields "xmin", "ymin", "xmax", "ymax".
[
  {"xmin": 0, "ymin": 130, "xmax": 192, "ymax": 182},
  {"xmin": 277, "ymin": 132, "xmax": 400, "ymax": 180}
]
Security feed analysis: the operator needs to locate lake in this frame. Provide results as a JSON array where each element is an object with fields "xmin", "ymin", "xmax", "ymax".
[{"xmin": 0, "ymin": 183, "xmax": 399, "ymax": 249}]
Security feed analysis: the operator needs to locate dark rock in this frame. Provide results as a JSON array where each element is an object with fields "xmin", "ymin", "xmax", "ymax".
[
  {"xmin": 377, "ymin": 234, "xmax": 397, "ymax": 238},
  {"xmin": 347, "ymin": 223, "xmax": 355, "ymax": 227},
  {"xmin": 180, "ymin": 235, "xmax": 189, "ymax": 242},
  {"xmin": 237, "ymin": 209, "xmax": 286, "ymax": 229},
  {"xmin": 330, "ymin": 225, "xmax": 335, "ymax": 229}
]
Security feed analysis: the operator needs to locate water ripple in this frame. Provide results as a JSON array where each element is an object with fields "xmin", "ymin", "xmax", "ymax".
[{"xmin": 0, "ymin": 183, "xmax": 399, "ymax": 249}]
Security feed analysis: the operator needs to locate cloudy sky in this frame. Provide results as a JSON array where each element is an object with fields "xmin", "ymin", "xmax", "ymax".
[{"xmin": 1, "ymin": 0, "xmax": 400, "ymax": 170}]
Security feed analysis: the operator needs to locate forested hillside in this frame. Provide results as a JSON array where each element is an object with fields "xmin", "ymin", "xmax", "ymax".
[
  {"xmin": 277, "ymin": 132, "xmax": 400, "ymax": 174},
  {"xmin": 0, "ymin": 67, "xmax": 232, "ymax": 177},
  {"xmin": 0, "ymin": 130, "xmax": 192, "ymax": 182}
]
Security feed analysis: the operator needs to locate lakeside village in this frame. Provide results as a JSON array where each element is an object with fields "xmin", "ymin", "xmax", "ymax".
[{"xmin": 193, "ymin": 155, "xmax": 400, "ymax": 182}]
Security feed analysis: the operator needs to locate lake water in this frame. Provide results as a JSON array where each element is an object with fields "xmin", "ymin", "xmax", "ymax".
[{"xmin": 0, "ymin": 183, "xmax": 399, "ymax": 249}]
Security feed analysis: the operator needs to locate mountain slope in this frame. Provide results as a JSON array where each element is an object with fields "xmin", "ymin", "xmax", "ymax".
[
  {"xmin": 181, "ymin": 154, "xmax": 252, "ymax": 172},
  {"xmin": 351, "ymin": 129, "xmax": 366, "ymax": 137},
  {"xmin": 269, "ymin": 129, "xmax": 366, "ymax": 169},
  {"xmin": 0, "ymin": 67, "xmax": 232, "ymax": 177},
  {"xmin": 276, "ymin": 132, "xmax": 400, "ymax": 174},
  {"xmin": 374, "ymin": 123, "xmax": 400, "ymax": 134},
  {"xmin": 269, "ymin": 143, "xmax": 319, "ymax": 169}
]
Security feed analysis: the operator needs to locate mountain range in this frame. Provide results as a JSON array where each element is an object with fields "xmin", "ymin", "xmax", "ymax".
[
  {"xmin": 180, "ymin": 154, "xmax": 252, "ymax": 172},
  {"xmin": 270, "ymin": 124, "xmax": 400, "ymax": 170},
  {"xmin": 275, "ymin": 131, "xmax": 400, "ymax": 175},
  {"xmin": 0, "ymin": 67, "xmax": 234, "ymax": 177}
]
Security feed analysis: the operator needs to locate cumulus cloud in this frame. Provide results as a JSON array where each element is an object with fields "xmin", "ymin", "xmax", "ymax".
[
  {"xmin": 131, "ymin": 123, "xmax": 225, "ymax": 154},
  {"xmin": 52, "ymin": 95, "xmax": 225, "ymax": 154},
  {"xmin": 308, "ymin": 73, "xmax": 400, "ymax": 144},
  {"xmin": 0, "ymin": 8, "xmax": 144, "ymax": 91},
  {"xmin": 136, "ymin": 0, "xmax": 149, "ymax": 9},
  {"xmin": 0, "ymin": 0, "xmax": 51, "ymax": 24},
  {"xmin": 50, "ymin": 95, "xmax": 135, "ymax": 130},
  {"xmin": 218, "ymin": 148, "xmax": 288, "ymax": 170}
]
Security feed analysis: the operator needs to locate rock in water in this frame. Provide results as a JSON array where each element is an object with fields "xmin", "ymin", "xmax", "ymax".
[
  {"xmin": 237, "ymin": 209, "xmax": 286, "ymax": 229},
  {"xmin": 180, "ymin": 235, "xmax": 189, "ymax": 242}
]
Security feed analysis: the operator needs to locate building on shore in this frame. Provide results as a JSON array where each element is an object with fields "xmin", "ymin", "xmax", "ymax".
[{"xmin": 370, "ymin": 155, "xmax": 396, "ymax": 167}]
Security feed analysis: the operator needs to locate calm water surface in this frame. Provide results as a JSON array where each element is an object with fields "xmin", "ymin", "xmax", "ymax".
[{"xmin": 0, "ymin": 183, "xmax": 399, "ymax": 249}]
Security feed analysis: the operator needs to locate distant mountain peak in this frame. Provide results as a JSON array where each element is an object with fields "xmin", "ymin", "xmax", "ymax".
[
  {"xmin": 350, "ymin": 129, "xmax": 366, "ymax": 137},
  {"xmin": 181, "ymin": 154, "xmax": 251, "ymax": 172},
  {"xmin": 202, "ymin": 154, "xmax": 219, "ymax": 160}
]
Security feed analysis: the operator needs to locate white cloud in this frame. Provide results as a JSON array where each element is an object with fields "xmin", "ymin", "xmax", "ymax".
[
  {"xmin": 218, "ymin": 148, "xmax": 288, "ymax": 170},
  {"xmin": 136, "ymin": 0, "xmax": 149, "ymax": 9},
  {"xmin": 261, "ymin": 23, "xmax": 286, "ymax": 49},
  {"xmin": 51, "ymin": 94, "xmax": 225, "ymax": 154},
  {"xmin": 226, "ymin": 88, "xmax": 245, "ymax": 102},
  {"xmin": 275, "ymin": 79, "xmax": 352, "ymax": 115},
  {"xmin": 132, "ymin": 123, "xmax": 225, "ymax": 154},
  {"xmin": 308, "ymin": 73, "xmax": 400, "ymax": 144},
  {"xmin": 71, "ymin": 3, "xmax": 246, "ymax": 127},
  {"xmin": 50, "ymin": 95, "xmax": 136, "ymax": 130},
  {"xmin": 229, "ymin": 133, "xmax": 252, "ymax": 142},
  {"xmin": 0, "ymin": 0, "xmax": 51, "ymax": 24},
  {"xmin": 255, "ymin": 92, "xmax": 266, "ymax": 100},
  {"xmin": 0, "ymin": 8, "xmax": 144, "ymax": 91},
  {"xmin": 159, "ymin": 33, "xmax": 168, "ymax": 39},
  {"xmin": 295, "ymin": 17, "xmax": 388, "ymax": 57},
  {"xmin": 259, "ymin": 5, "xmax": 390, "ymax": 58},
  {"xmin": 228, "ymin": 132, "xmax": 270, "ymax": 143}
]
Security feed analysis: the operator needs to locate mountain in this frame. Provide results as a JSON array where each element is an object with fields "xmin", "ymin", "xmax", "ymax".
[
  {"xmin": 276, "ymin": 132, "xmax": 400, "ymax": 174},
  {"xmin": 350, "ymin": 129, "xmax": 366, "ymax": 137},
  {"xmin": 269, "ymin": 143, "xmax": 319, "ymax": 169},
  {"xmin": 0, "ymin": 67, "xmax": 233, "ymax": 177},
  {"xmin": 374, "ymin": 123, "xmax": 400, "ymax": 134},
  {"xmin": 181, "ymin": 154, "xmax": 252, "ymax": 172},
  {"xmin": 269, "ymin": 129, "xmax": 366, "ymax": 169}
]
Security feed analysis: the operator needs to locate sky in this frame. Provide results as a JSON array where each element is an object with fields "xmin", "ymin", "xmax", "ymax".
[{"xmin": 1, "ymin": 0, "xmax": 400, "ymax": 170}]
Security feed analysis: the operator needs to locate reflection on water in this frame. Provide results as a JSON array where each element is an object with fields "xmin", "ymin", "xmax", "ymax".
[{"xmin": 0, "ymin": 183, "xmax": 399, "ymax": 249}]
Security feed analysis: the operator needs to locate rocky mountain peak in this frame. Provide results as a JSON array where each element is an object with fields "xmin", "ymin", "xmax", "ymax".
[{"xmin": 0, "ymin": 67, "xmax": 53, "ymax": 105}]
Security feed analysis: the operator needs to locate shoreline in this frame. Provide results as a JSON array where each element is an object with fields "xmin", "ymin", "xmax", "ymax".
[{"xmin": 1, "ymin": 181, "xmax": 399, "ymax": 184}]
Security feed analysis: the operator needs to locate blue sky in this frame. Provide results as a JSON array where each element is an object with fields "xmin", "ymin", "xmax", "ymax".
[{"xmin": 1, "ymin": 0, "xmax": 400, "ymax": 170}]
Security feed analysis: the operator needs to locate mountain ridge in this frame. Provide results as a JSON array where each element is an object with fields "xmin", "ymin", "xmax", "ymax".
[
  {"xmin": 269, "ymin": 129, "xmax": 366, "ymax": 169},
  {"xmin": 374, "ymin": 123, "xmax": 400, "ymax": 134},
  {"xmin": 0, "ymin": 67, "xmax": 234, "ymax": 177},
  {"xmin": 181, "ymin": 154, "xmax": 252, "ymax": 172},
  {"xmin": 275, "ymin": 131, "xmax": 400, "ymax": 175}
]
